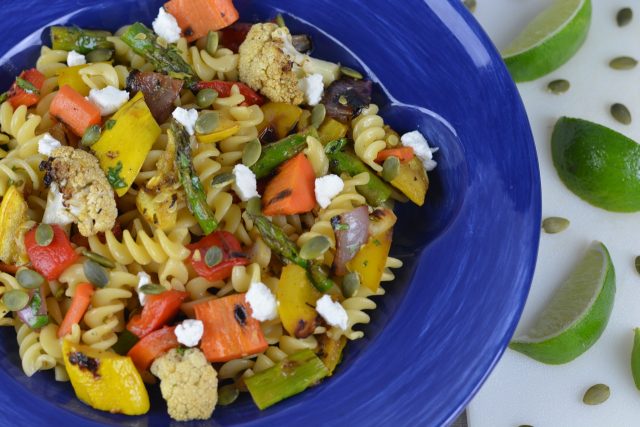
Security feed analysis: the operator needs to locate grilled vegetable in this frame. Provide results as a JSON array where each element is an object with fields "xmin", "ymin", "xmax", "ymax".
[
  {"xmin": 0, "ymin": 186, "xmax": 29, "ymax": 266},
  {"xmin": 164, "ymin": 0, "xmax": 240, "ymax": 42},
  {"xmin": 16, "ymin": 288, "xmax": 48, "ymax": 330},
  {"xmin": 191, "ymin": 80, "xmax": 264, "ymax": 106},
  {"xmin": 6, "ymin": 69, "xmax": 45, "ymax": 109},
  {"xmin": 250, "ymin": 134, "xmax": 307, "ymax": 179},
  {"xmin": 49, "ymin": 85, "xmax": 101, "ymax": 136},
  {"xmin": 257, "ymin": 102, "xmax": 303, "ymax": 140},
  {"xmin": 187, "ymin": 231, "xmax": 249, "ymax": 281},
  {"xmin": 317, "ymin": 334, "xmax": 347, "ymax": 376},
  {"xmin": 277, "ymin": 264, "xmax": 320, "ymax": 338},
  {"xmin": 50, "ymin": 26, "xmax": 114, "ymax": 54},
  {"xmin": 347, "ymin": 230, "xmax": 392, "ymax": 293},
  {"xmin": 126, "ymin": 70, "xmax": 184, "ymax": 123},
  {"xmin": 262, "ymin": 154, "xmax": 316, "ymax": 216},
  {"xmin": 332, "ymin": 206, "xmax": 370, "ymax": 276},
  {"xmin": 57, "ymin": 283, "xmax": 94, "ymax": 338},
  {"xmin": 127, "ymin": 290, "xmax": 188, "ymax": 338},
  {"xmin": 57, "ymin": 65, "xmax": 90, "ymax": 96},
  {"xmin": 389, "ymin": 157, "xmax": 429, "ymax": 206},
  {"xmin": 25, "ymin": 224, "xmax": 79, "ymax": 281},
  {"xmin": 321, "ymin": 78, "xmax": 372, "ymax": 123},
  {"xmin": 317, "ymin": 118, "xmax": 348, "ymax": 144},
  {"xmin": 128, "ymin": 326, "xmax": 179, "ymax": 372}
]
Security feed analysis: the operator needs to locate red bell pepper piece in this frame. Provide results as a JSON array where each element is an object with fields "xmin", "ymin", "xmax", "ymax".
[
  {"xmin": 126, "ymin": 290, "xmax": 188, "ymax": 338},
  {"xmin": 6, "ymin": 68, "xmax": 46, "ymax": 109},
  {"xmin": 219, "ymin": 22, "xmax": 252, "ymax": 53},
  {"xmin": 187, "ymin": 231, "xmax": 249, "ymax": 282},
  {"xmin": 127, "ymin": 326, "xmax": 179, "ymax": 371},
  {"xmin": 24, "ymin": 224, "xmax": 79, "ymax": 281},
  {"xmin": 192, "ymin": 80, "xmax": 264, "ymax": 106}
]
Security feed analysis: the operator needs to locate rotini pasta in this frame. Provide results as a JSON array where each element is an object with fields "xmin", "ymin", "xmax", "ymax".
[{"xmin": 352, "ymin": 104, "xmax": 388, "ymax": 172}]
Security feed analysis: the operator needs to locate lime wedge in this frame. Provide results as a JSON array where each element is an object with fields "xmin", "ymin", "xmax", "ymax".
[
  {"xmin": 502, "ymin": 0, "xmax": 591, "ymax": 82},
  {"xmin": 510, "ymin": 241, "xmax": 615, "ymax": 364},
  {"xmin": 552, "ymin": 117, "xmax": 640, "ymax": 212}
]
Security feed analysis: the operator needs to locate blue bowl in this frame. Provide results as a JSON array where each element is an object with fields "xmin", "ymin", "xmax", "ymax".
[{"xmin": 0, "ymin": 0, "xmax": 540, "ymax": 426}]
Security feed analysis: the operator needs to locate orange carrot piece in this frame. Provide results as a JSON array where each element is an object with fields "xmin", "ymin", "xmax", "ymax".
[
  {"xmin": 8, "ymin": 69, "xmax": 46, "ymax": 109},
  {"xmin": 375, "ymin": 147, "xmax": 415, "ymax": 163},
  {"xmin": 164, "ymin": 0, "xmax": 240, "ymax": 42},
  {"xmin": 194, "ymin": 293, "xmax": 268, "ymax": 362},
  {"xmin": 49, "ymin": 85, "xmax": 101, "ymax": 136},
  {"xmin": 57, "ymin": 283, "xmax": 94, "ymax": 338},
  {"xmin": 127, "ymin": 326, "xmax": 179, "ymax": 372},
  {"xmin": 262, "ymin": 153, "xmax": 316, "ymax": 216}
]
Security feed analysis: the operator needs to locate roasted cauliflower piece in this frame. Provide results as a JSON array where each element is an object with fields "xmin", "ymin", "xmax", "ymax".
[{"xmin": 40, "ymin": 146, "xmax": 117, "ymax": 237}]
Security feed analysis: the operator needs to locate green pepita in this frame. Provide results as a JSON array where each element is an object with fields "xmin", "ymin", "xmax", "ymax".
[
  {"xmin": 205, "ymin": 31, "xmax": 219, "ymax": 56},
  {"xmin": 105, "ymin": 119, "xmax": 116, "ymax": 130},
  {"xmin": 617, "ymin": 7, "xmax": 633, "ymax": 27},
  {"xmin": 218, "ymin": 384, "xmax": 240, "ymax": 406},
  {"xmin": 300, "ymin": 235, "xmax": 331, "ymax": 260},
  {"xmin": 16, "ymin": 268, "xmax": 45, "ymax": 290},
  {"xmin": 84, "ymin": 260, "xmax": 109, "ymax": 288},
  {"xmin": 196, "ymin": 88, "xmax": 218, "ymax": 108},
  {"xmin": 82, "ymin": 250, "xmax": 115, "ymax": 269},
  {"xmin": 583, "ymin": 384, "xmax": 610, "ymax": 405},
  {"xmin": 246, "ymin": 196, "xmax": 262, "ymax": 216},
  {"xmin": 611, "ymin": 103, "xmax": 632, "ymax": 125},
  {"xmin": 609, "ymin": 56, "xmax": 637, "ymax": 70},
  {"xmin": 547, "ymin": 79, "xmax": 570, "ymax": 94},
  {"xmin": 340, "ymin": 66, "xmax": 364, "ymax": 80},
  {"xmin": 195, "ymin": 111, "xmax": 220, "ymax": 135},
  {"xmin": 85, "ymin": 48, "xmax": 113, "ymax": 63},
  {"xmin": 382, "ymin": 156, "xmax": 400, "ymax": 182},
  {"xmin": 542, "ymin": 217, "xmax": 570, "ymax": 234},
  {"xmin": 463, "ymin": 0, "xmax": 477, "ymax": 13},
  {"xmin": 35, "ymin": 223, "xmax": 54, "ymax": 246},
  {"xmin": 311, "ymin": 104, "xmax": 326, "ymax": 129},
  {"xmin": 81, "ymin": 124, "xmax": 102, "ymax": 147},
  {"xmin": 275, "ymin": 13, "xmax": 286, "ymax": 28},
  {"xmin": 2, "ymin": 290, "xmax": 29, "ymax": 311},
  {"xmin": 242, "ymin": 139, "xmax": 262, "ymax": 167},
  {"xmin": 205, "ymin": 246, "xmax": 223, "ymax": 267},
  {"xmin": 139, "ymin": 284, "xmax": 166, "ymax": 295},
  {"xmin": 342, "ymin": 272, "xmax": 361, "ymax": 298},
  {"xmin": 211, "ymin": 172, "xmax": 235, "ymax": 188}
]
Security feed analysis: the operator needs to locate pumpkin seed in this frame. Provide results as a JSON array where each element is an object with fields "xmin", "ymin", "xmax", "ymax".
[
  {"xmin": 85, "ymin": 48, "xmax": 113, "ymax": 63},
  {"xmin": 242, "ymin": 139, "xmax": 262, "ymax": 167},
  {"xmin": 583, "ymin": 383, "xmax": 610, "ymax": 405},
  {"xmin": 382, "ymin": 156, "xmax": 400, "ymax": 182},
  {"xmin": 81, "ymin": 124, "xmax": 102, "ymax": 147},
  {"xmin": 2, "ymin": 290, "xmax": 29, "ymax": 311},
  {"xmin": 82, "ymin": 249, "xmax": 115, "ymax": 269},
  {"xmin": 195, "ymin": 111, "xmax": 220, "ymax": 135},
  {"xmin": 547, "ymin": 79, "xmax": 570, "ymax": 94},
  {"xmin": 35, "ymin": 223, "xmax": 54, "ymax": 246},
  {"xmin": 542, "ymin": 217, "xmax": 570, "ymax": 234},
  {"xmin": 342, "ymin": 272, "xmax": 361, "ymax": 298},
  {"xmin": 300, "ymin": 235, "xmax": 331, "ymax": 260},
  {"xmin": 205, "ymin": 31, "xmax": 219, "ymax": 56},
  {"xmin": 16, "ymin": 268, "xmax": 45, "ymax": 290},
  {"xmin": 338, "ymin": 95, "xmax": 348, "ymax": 105},
  {"xmin": 340, "ymin": 66, "xmax": 364, "ymax": 80},
  {"xmin": 275, "ymin": 13, "xmax": 286, "ymax": 28},
  {"xmin": 635, "ymin": 256, "xmax": 640, "ymax": 275},
  {"xmin": 611, "ymin": 103, "xmax": 632, "ymax": 125},
  {"xmin": 218, "ymin": 384, "xmax": 240, "ymax": 406},
  {"xmin": 211, "ymin": 172, "xmax": 235, "ymax": 188},
  {"xmin": 463, "ymin": 0, "xmax": 477, "ymax": 13},
  {"xmin": 609, "ymin": 56, "xmax": 637, "ymax": 70},
  {"xmin": 617, "ymin": 7, "xmax": 633, "ymax": 27},
  {"xmin": 311, "ymin": 104, "xmax": 326, "ymax": 129},
  {"xmin": 205, "ymin": 246, "xmax": 223, "ymax": 267},
  {"xmin": 139, "ymin": 284, "xmax": 166, "ymax": 295},
  {"xmin": 196, "ymin": 88, "xmax": 218, "ymax": 108},
  {"xmin": 84, "ymin": 260, "xmax": 109, "ymax": 288},
  {"xmin": 246, "ymin": 196, "xmax": 262, "ymax": 216}
]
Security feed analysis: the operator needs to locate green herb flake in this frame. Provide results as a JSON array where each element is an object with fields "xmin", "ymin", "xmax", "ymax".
[
  {"xmin": 176, "ymin": 346, "xmax": 187, "ymax": 356},
  {"xmin": 105, "ymin": 119, "xmax": 117, "ymax": 130},
  {"xmin": 0, "ymin": 92, "xmax": 8, "ymax": 104},
  {"xmin": 106, "ymin": 161, "xmax": 127, "ymax": 189},
  {"xmin": 15, "ymin": 77, "xmax": 39, "ymax": 95},
  {"xmin": 335, "ymin": 223, "xmax": 350, "ymax": 231},
  {"xmin": 373, "ymin": 239, "xmax": 381, "ymax": 246}
]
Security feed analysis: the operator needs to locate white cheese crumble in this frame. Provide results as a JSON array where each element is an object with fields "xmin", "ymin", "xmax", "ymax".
[
  {"xmin": 298, "ymin": 73, "xmax": 324, "ymax": 106},
  {"xmin": 245, "ymin": 282, "xmax": 278, "ymax": 322},
  {"xmin": 314, "ymin": 174, "xmax": 344, "ymax": 209},
  {"xmin": 172, "ymin": 107, "xmax": 198, "ymax": 136},
  {"xmin": 175, "ymin": 319, "xmax": 204, "ymax": 347},
  {"xmin": 400, "ymin": 130, "xmax": 438, "ymax": 172},
  {"xmin": 316, "ymin": 294, "xmax": 348, "ymax": 330},
  {"xmin": 232, "ymin": 164, "xmax": 259, "ymax": 201},
  {"xmin": 136, "ymin": 272, "xmax": 152, "ymax": 306},
  {"xmin": 152, "ymin": 7, "xmax": 182, "ymax": 43},
  {"xmin": 43, "ymin": 182, "xmax": 74, "ymax": 226},
  {"xmin": 88, "ymin": 86, "xmax": 130, "ymax": 116},
  {"xmin": 38, "ymin": 133, "xmax": 61, "ymax": 156},
  {"xmin": 66, "ymin": 50, "xmax": 86, "ymax": 67}
]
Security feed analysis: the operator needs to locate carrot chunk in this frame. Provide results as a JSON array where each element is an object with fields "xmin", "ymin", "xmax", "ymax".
[
  {"xmin": 49, "ymin": 85, "xmax": 101, "ymax": 136},
  {"xmin": 164, "ymin": 0, "xmax": 239, "ymax": 42},
  {"xmin": 262, "ymin": 153, "xmax": 316, "ymax": 216},
  {"xmin": 375, "ymin": 147, "xmax": 415, "ymax": 163},
  {"xmin": 57, "ymin": 283, "xmax": 94, "ymax": 338}
]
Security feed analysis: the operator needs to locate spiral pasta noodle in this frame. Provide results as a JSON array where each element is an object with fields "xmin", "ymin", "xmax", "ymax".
[
  {"xmin": 15, "ymin": 320, "xmax": 56, "ymax": 377},
  {"xmin": 35, "ymin": 46, "xmax": 67, "ymax": 78},
  {"xmin": 352, "ymin": 104, "xmax": 388, "ymax": 172},
  {"xmin": 79, "ymin": 63, "xmax": 128, "ymax": 90},
  {"xmin": 180, "ymin": 37, "xmax": 239, "ymax": 82},
  {"xmin": 328, "ymin": 285, "xmax": 385, "ymax": 341}
]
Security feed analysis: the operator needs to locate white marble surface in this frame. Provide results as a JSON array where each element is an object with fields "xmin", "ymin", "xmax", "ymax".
[{"xmin": 468, "ymin": 1, "xmax": 640, "ymax": 426}]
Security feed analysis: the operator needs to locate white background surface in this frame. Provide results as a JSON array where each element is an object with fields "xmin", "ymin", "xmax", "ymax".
[{"xmin": 468, "ymin": 1, "xmax": 640, "ymax": 426}]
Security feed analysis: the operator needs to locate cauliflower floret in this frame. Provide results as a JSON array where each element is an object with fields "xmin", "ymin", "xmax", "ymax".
[
  {"xmin": 238, "ymin": 23, "xmax": 305, "ymax": 105},
  {"xmin": 151, "ymin": 348, "xmax": 218, "ymax": 421},
  {"xmin": 41, "ymin": 146, "xmax": 117, "ymax": 237}
]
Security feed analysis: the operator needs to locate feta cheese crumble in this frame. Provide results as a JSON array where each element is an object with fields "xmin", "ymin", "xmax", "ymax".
[
  {"xmin": 136, "ymin": 272, "xmax": 152, "ymax": 306},
  {"xmin": 400, "ymin": 130, "xmax": 438, "ymax": 171},
  {"xmin": 232, "ymin": 164, "xmax": 259, "ymax": 201},
  {"xmin": 172, "ymin": 107, "xmax": 198, "ymax": 136},
  {"xmin": 66, "ymin": 50, "xmax": 86, "ymax": 66},
  {"xmin": 298, "ymin": 73, "xmax": 324, "ymax": 106},
  {"xmin": 42, "ymin": 182, "xmax": 74, "ymax": 226},
  {"xmin": 88, "ymin": 86, "xmax": 130, "ymax": 116},
  {"xmin": 314, "ymin": 174, "xmax": 344, "ymax": 209},
  {"xmin": 245, "ymin": 282, "xmax": 278, "ymax": 321},
  {"xmin": 175, "ymin": 319, "xmax": 204, "ymax": 347},
  {"xmin": 38, "ymin": 133, "xmax": 61, "ymax": 156},
  {"xmin": 315, "ymin": 294, "xmax": 348, "ymax": 330},
  {"xmin": 152, "ymin": 7, "xmax": 182, "ymax": 43}
]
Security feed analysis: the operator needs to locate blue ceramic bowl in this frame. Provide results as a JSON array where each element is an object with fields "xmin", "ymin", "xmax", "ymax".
[{"xmin": 0, "ymin": 1, "xmax": 540, "ymax": 426}]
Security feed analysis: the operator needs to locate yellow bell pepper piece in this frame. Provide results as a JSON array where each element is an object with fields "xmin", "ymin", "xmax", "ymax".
[
  {"xmin": 347, "ymin": 231, "xmax": 392, "ymax": 293},
  {"xmin": 277, "ymin": 264, "xmax": 321, "ymax": 338},
  {"xmin": 62, "ymin": 340, "xmax": 150, "ymax": 416},
  {"xmin": 318, "ymin": 118, "xmax": 348, "ymax": 144},
  {"xmin": 57, "ymin": 65, "xmax": 91, "ymax": 96},
  {"xmin": 257, "ymin": 102, "xmax": 303, "ymax": 139},
  {"xmin": 196, "ymin": 118, "xmax": 240, "ymax": 144},
  {"xmin": 390, "ymin": 157, "xmax": 429, "ymax": 206},
  {"xmin": 91, "ymin": 91, "xmax": 161, "ymax": 197},
  {"xmin": 0, "ymin": 186, "xmax": 29, "ymax": 265}
]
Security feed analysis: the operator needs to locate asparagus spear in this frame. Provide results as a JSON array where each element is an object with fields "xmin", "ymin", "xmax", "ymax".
[
  {"xmin": 250, "ymin": 134, "xmax": 307, "ymax": 179},
  {"xmin": 171, "ymin": 121, "xmax": 218, "ymax": 235},
  {"xmin": 325, "ymin": 138, "xmax": 393, "ymax": 206},
  {"xmin": 245, "ymin": 349, "xmax": 329, "ymax": 410},
  {"xmin": 120, "ymin": 23, "xmax": 195, "ymax": 84},
  {"xmin": 50, "ymin": 26, "xmax": 114, "ymax": 54}
]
